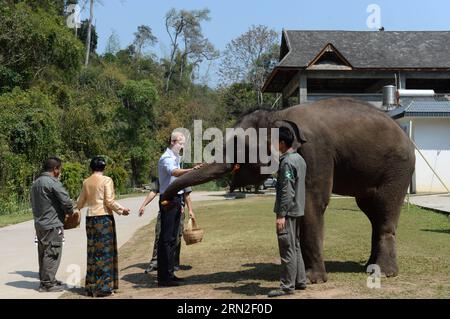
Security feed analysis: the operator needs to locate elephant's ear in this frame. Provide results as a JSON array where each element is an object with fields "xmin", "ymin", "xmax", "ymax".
[{"xmin": 273, "ymin": 120, "xmax": 307, "ymax": 150}]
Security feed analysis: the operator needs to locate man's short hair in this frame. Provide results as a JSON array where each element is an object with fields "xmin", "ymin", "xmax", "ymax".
[
  {"xmin": 168, "ymin": 131, "xmax": 185, "ymax": 145},
  {"xmin": 278, "ymin": 127, "xmax": 294, "ymax": 148},
  {"xmin": 43, "ymin": 157, "xmax": 62, "ymax": 172},
  {"xmin": 90, "ymin": 156, "xmax": 107, "ymax": 172}
]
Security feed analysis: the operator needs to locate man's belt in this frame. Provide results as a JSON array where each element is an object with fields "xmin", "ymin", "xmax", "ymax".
[{"xmin": 160, "ymin": 193, "xmax": 183, "ymax": 211}]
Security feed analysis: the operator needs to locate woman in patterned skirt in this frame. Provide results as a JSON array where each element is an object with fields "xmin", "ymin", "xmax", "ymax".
[{"xmin": 76, "ymin": 157, "xmax": 130, "ymax": 297}]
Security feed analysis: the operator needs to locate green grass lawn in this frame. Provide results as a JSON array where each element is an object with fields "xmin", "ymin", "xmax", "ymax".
[
  {"xmin": 0, "ymin": 211, "xmax": 33, "ymax": 228},
  {"xmin": 62, "ymin": 196, "xmax": 450, "ymax": 299},
  {"xmin": 0, "ymin": 191, "xmax": 145, "ymax": 228}
]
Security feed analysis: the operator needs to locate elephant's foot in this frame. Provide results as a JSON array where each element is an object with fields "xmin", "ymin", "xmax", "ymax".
[
  {"xmin": 306, "ymin": 268, "xmax": 328, "ymax": 284},
  {"xmin": 365, "ymin": 257, "xmax": 398, "ymax": 277},
  {"xmin": 365, "ymin": 240, "xmax": 399, "ymax": 277}
]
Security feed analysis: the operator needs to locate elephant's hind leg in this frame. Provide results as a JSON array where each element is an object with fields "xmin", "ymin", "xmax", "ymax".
[{"xmin": 356, "ymin": 188, "xmax": 404, "ymax": 277}]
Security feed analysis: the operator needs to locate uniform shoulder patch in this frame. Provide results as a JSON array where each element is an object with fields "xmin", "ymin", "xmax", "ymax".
[{"xmin": 285, "ymin": 169, "xmax": 294, "ymax": 180}]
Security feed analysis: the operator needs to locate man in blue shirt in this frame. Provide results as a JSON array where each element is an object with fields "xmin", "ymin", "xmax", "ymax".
[{"xmin": 157, "ymin": 132, "xmax": 201, "ymax": 287}]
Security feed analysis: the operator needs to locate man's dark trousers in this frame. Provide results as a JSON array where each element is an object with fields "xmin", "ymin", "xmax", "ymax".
[
  {"xmin": 149, "ymin": 210, "xmax": 185, "ymax": 269},
  {"xmin": 277, "ymin": 216, "xmax": 307, "ymax": 291},
  {"xmin": 157, "ymin": 196, "xmax": 182, "ymax": 282},
  {"xmin": 36, "ymin": 227, "xmax": 64, "ymax": 287}
]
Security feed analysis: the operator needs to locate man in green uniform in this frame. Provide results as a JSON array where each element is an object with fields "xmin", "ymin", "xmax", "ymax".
[
  {"xmin": 268, "ymin": 127, "xmax": 308, "ymax": 297},
  {"xmin": 31, "ymin": 157, "xmax": 74, "ymax": 292}
]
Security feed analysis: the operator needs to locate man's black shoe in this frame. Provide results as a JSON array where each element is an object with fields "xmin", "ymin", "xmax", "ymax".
[
  {"xmin": 295, "ymin": 283, "xmax": 307, "ymax": 290},
  {"xmin": 144, "ymin": 264, "xmax": 157, "ymax": 274},
  {"xmin": 39, "ymin": 285, "xmax": 64, "ymax": 293},
  {"xmin": 268, "ymin": 289, "xmax": 294, "ymax": 297},
  {"xmin": 158, "ymin": 281, "xmax": 179, "ymax": 287}
]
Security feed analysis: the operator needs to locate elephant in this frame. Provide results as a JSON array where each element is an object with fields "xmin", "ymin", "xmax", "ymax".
[{"xmin": 161, "ymin": 97, "xmax": 415, "ymax": 283}]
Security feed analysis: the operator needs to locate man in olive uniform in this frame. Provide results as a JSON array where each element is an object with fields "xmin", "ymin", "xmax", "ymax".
[
  {"xmin": 268, "ymin": 127, "xmax": 308, "ymax": 297},
  {"xmin": 31, "ymin": 157, "xmax": 74, "ymax": 292}
]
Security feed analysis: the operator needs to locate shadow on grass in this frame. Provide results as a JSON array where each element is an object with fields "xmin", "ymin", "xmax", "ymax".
[
  {"xmin": 331, "ymin": 207, "xmax": 361, "ymax": 212},
  {"xmin": 120, "ymin": 263, "xmax": 278, "ymax": 294},
  {"xmin": 325, "ymin": 261, "xmax": 366, "ymax": 273},
  {"xmin": 121, "ymin": 263, "xmax": 193, "ymax": 272},
  {"xmin": 121, "ymin": 272, "xmax": 157, "ymax": 289},
  {"xmin": 421, "ymin": 228, "xmax": 450, "ymax": 234},
  {"xmin": 214, "ymin": 282, "xmax": 273, "ymax": 296},
  {"xmin": 122, "ymin": 262, "xmax": 148, "ymax": 271},
  {"xmin": 120, "ymin": 261, "xmax": 366, "ymax": 296},
  {"xmin": 64, "ymin": 286, "xmax": 87, "ymax": 298}
]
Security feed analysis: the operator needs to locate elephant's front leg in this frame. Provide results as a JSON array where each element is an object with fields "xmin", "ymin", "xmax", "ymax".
[{"xmin": 300, "ymin": 193, "xmax": 328, "ymax": 284}]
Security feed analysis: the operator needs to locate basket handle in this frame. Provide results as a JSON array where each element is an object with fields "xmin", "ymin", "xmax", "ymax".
[
  {"xmin": 186, "ymin": 217, "xmax": 198, "ymax": 230},
  {"xmin": 185, "ymin": 217, "xmax": 193, "ymax": 231},
  {"xmin": 191, "ymin": 217, "xmax": 198, "ymax": 229}
]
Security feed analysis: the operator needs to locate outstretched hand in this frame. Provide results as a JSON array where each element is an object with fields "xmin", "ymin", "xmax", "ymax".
[
  {"xmin": 193, "ymin": 163, "xmax": 204, "ymax": 170},
  {"xmin": 122, "ymin": 208, "xmax": 131, "ymax": 216},
  {"xmin": 138, "ymin": 207, "xmax": 145, "ymax": 217}
]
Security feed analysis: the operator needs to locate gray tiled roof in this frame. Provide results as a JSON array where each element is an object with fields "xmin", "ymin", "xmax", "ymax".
[
  {"xmin": 389, "ymin": 100, "xmax": 450, "ymax": 119},
  {"xmin": 280, "ymin": 30, "xmax": 450, "ymax": 69}
]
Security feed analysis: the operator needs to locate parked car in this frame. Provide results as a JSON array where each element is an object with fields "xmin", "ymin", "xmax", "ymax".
[{"xmin": 263, "ymin": 177, "xmax": 277, "ymax": 189}]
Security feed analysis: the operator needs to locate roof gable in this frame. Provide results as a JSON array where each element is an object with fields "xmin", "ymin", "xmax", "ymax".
[{"xmin": 306, "ymin": 43, "xmax": 352, "ymax": 70}]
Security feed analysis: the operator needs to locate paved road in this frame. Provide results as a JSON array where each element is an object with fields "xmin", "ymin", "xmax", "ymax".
[
  {"xmin": 0, "ymin": 191, "xmax": 227, "ymax": 299},
  {"xmin": 408, "ymin": 193, "xmax": 450, "ymax": 214}
]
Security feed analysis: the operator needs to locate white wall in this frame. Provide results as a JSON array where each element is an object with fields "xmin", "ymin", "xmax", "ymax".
[{"xmin": 400, "ymin": 118, "xmax": 450, "ymax": 193}]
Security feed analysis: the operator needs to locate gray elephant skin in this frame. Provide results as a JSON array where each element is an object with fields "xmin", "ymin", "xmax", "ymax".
[{"xmin": 162, "ymin": 97, "xmax": 415, "ymax": 283}]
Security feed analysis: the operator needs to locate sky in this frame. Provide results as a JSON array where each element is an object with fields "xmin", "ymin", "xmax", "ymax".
[{"xmin": 77, "ymin": 0, "xmax": 450, "ymax": 87}]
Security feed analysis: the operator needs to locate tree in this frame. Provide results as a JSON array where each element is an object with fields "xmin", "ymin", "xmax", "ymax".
[
  {"xmin": 133, "ymin": 25, "xmax": 157, "ymax": 59},
  {"xmin": 105, "ymin": 30, "xmax": 120, "ymax": 55},
  {"xmin": 179, "ymin": 11, "xmax": 218, "ymax": 82},
  {"xmin": 6, "ymin": 0, "xmax": 66, "ymax": 15},
  {"xmin": 220, "ymin": 82, "xmax": 259, "ymax": 118},
  {"xmin": 84, "ymin": 0, "xmax": 94, "ymax": 66},
  {"xmin": 164, "ymin": 8, "xmax": 218, "ymax": 93},
  {"xmin": 78, "ymin": 19, "xmax": 98, "ymax": 56},
  {"xmin": 0, "ymin": 87, "xmax": 62, "ymax": 201},
  {"xmin": 218, "ymin": 25, "xmax": 279, "ymax": 105},
  {"xmin": 117, "ymin": 80, "xmax": 159, "ymax": 186},
  {"xmin": 0, "ymin": 3, "xmax": 83, "ymax": 90}
]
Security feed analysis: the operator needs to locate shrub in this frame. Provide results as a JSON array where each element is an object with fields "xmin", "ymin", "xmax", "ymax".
[
  {"xmin": 60, "ymin": 162, "xmax": 88, "ymax": 199},
  {"xmin": 106, "ymin": 165, "xmax": 129, "ymax": 194}
]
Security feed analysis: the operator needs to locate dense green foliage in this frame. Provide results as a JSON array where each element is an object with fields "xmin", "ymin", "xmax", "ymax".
[{"xmin": 0, "ymin": 1, "xmax": 279, "ymax": 215}]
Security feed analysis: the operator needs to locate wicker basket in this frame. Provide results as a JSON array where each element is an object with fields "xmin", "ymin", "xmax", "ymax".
[
  {"xmin": 64, "ymin": 209, "xmax": 81, "ymax": 230},
  {"xmin": 183, "ymin": 218, "xmax": 204, "ymax": 245}
]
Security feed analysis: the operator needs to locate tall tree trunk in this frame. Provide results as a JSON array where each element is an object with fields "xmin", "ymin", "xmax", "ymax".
[
  {"xmin": 165, "ymin": 40, "xmax": 179, "ymax": 93},
  {"xmin": 165, "ymin": 18, "xmax": 184, "ymax": 93},
  {"xmin": 84, "ymin": 0, "xmax": 94, "ymax": 67}
]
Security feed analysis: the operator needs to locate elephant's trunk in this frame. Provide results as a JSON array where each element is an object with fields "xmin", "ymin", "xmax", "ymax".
[{"xmin": 161, "ymin": 163, "xmax": 232, "ymax": 200}]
